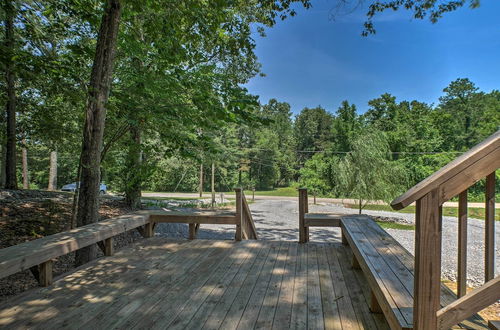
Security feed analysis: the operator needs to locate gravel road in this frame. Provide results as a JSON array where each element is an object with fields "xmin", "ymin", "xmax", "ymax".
[{"xmin": 155, "ymin": 199, "xmax": 499, "ymax": 287}]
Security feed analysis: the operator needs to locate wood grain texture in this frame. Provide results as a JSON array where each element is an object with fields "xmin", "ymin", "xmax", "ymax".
[
  {"xmin": 235, "ymin": 188, "xmax": 243, "ymax": 241},
  {"xmin": 437, "ymin": 277, "xmax": 500, "ymax": 330},
  {"xmin": 149, "ymin": 211, "xmax": 237, "ymax": 224},
  {"xmin": 241, "ymin": 190, "xmax": 258, "ymax": 239},
  {"xmin": 0, "ymin": 211, "xmax": 151, "ymax": 279},
  {"xmin": 304, "ymin": 214, "xmax": 342, "ymax": 227},
  {"xmin": 298, "ymin": 188, "xmax": 308, "ymax": 243},
  {"xmin": 485, "ymin": 172, "xmax": 496, "ymax": 282},
  {"xmin": 458, "ymin": 190, "xmax": 468, "ymax": 298},
  {"xmin": 413, "ymin": 190, "xmax": 442, "ymax": 330}
]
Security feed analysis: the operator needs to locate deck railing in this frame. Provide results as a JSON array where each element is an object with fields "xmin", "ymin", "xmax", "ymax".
[
  {"xmin": 391, "ymin": 130, "xmax": 500, "ymax": 330},
  {"xmin": 235, "ymin": 188, "xmax": 258, "ymax": 240}
]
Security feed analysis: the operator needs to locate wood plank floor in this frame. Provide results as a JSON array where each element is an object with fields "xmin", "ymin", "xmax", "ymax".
[{"xmin": 0, "ymin": 238, "xmax": 389, "ymax": 330}]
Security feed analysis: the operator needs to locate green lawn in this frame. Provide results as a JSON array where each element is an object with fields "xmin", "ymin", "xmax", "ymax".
[
  {"xmin": 348, "ymin": 204, "xmax": 499, "ymax": 221},
  {"xmin": 223, "ymin": 187, "xmax": 298, "ymax": 197},
  {"xmin": 141, "ymin": 196, "xmax": 200, "ymax": 201},
  {"xmin": 376, "ymin": 221, "xmax": 415, "ymax": 230}
]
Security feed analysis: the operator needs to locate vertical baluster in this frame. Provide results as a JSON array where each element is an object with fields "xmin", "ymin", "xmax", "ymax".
[
  {"xmin": 458, "ymin": 190, "xmax": 468, "ymax": 297},
  {"xmin": 485, "ymin": 172, "xmax": 495, "ymax": 282}
]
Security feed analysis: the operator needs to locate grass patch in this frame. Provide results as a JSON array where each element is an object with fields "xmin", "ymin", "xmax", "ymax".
[
  {"xmin": 348, "ymin": 204, "xmax": 499, "ymax": 221},
  {"xmin": 224, "ymin": 187, "xmax": 298, "ymax": 197},
  {"xmin": 376, "ymin": 221, "xmax": 415, "ymax": 230},
  {"xmin": 141, "ymin": 196, "xmax": 198, "ymax": 201}
]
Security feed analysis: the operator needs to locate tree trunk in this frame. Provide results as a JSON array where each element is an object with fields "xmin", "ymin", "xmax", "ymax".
[
  {"xmin": 199, "ymin": 164, "xmax": 203, "ymax": 197},
  {"xmin": 48, "ymin": 150, "xmax": 57, "ymax": 190},
  {"xmin": 211, "ymin": 163, "xmax": 215, "ymax": 207},
  {"xmin": 3, "ymin": 0, "xmax": 17, "ymax": 190},
  {"xmin": 0, "ymin": 145, "xmax": 5, "ymax": 188},
  {"xmin": 21, "ymin": 140, "xmax": 28, "ymax": 189},
  {"xmin": 75, "ymin": 0, "xmax": 121, "ymax": 267},
  {"xmin": 124, "ymin": 126, "xmax": 142, "ymax": 209},
  {"xmin": 358, "ymin": 198, "xmax": 362, "ymax": 214}
]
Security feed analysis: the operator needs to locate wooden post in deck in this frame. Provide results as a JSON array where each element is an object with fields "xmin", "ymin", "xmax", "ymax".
[
  {"xmin": 413, "ymin": 189, "xmax": 441, "ymax": 330},
  {"xmin": 485, "ymin": 172, "xmax": 495, "ymax": 282},
  {"xmin": 457, "ymin": 190, "xmax": 468, "ymax": 297},
  {"xmin": 299, "ymin": 188, "xmax": 309, "ymax": 243},
  {"xmin": 235, "ymin": 188, "xmax": 242, "ymax": 241}
]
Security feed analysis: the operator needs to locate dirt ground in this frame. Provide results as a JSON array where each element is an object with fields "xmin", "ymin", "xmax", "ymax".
[{"xmin": 0, "ymin": 190, "xmax": 139, "ymax": 301}]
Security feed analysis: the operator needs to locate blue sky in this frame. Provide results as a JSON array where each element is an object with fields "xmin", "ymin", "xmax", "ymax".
[{"xmin": 245, "ymin": 0, "xmax": 500, "ymax": 114}]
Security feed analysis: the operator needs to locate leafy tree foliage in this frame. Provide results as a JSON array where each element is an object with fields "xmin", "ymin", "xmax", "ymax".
[
  {"xmin": 361, "ymin": 0, "xmax": 481, "ymax": 35},
  {"xmin": 335, "ymin": 130, "xmax": 406, "ymax": 213}
]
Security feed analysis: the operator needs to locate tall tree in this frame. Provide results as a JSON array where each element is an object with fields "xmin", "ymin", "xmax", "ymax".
[
  {"xmin": 332, "ymin": 100, "xmax": 361, "ymax": 152},
  {"xmin": 294, "ymin": 106, "xmax": 334, "ymax": 163},
  {"xmin": 438, "ymin": 78, "xmax": 480, "ymax": 150},
  {"xmin": 2, "ymin": 0, "xmax": 17, "ymax": 189},
  {"xmin": 75, "ymin": 0, "xmax": 122, "ymax": 266},
  {"xmin": 336, "ymin": 130, "xmax": 406, "ymax": 213}
]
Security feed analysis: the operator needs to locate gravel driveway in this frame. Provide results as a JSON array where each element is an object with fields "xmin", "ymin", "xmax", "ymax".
[{"xmin": 155, "ymin": 199, "xmax": 499, "ymax": 287}]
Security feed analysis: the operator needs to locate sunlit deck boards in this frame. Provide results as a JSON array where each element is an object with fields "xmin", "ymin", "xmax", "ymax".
[{"xmin": 0, "ymin": 238, "xmax": 389, "ymax": 329}]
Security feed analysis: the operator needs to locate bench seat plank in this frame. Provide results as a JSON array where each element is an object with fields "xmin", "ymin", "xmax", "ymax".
[
  {"xmin": 304, "ymin": 213, "xmax": 341, "ymax": 227},
  {"xmin": 341, "ymin": 215, "xmax": 487, "ymax": 330},
  {"xmin": 149, "ymin": 210, "xmax": 237, "ymax": 224},
  {"xmin": 0, "ymin": 211, "xmax": 151, "ymax": 279}
]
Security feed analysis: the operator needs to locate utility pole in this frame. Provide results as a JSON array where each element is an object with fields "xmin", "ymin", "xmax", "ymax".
[
  {"xmin": 199, "ymin": 164, "xmax": 203, "ymax": 197},
  {"xmin": 211, "ymin": 162, "xmax": 215, "ymax": 207}
]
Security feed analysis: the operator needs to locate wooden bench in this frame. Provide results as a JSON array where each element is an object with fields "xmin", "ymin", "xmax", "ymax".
[
  {"xmin": 0, "ymin": 188, "xmax": 257, "ymax": 288},
  {"xmin": 149, "ymin": 188, "xmax": 257, "ymax": 240},
  {"xmin": 0, "ymin": 210, "xmax": 153, "ymax": 287},
  {"xmin": 341, "ymin": 215, "xmax": 487, "ymax": 330},
  {"xmin": 298, "ymin": 188, "xmax": 342, "ymax": 243}
]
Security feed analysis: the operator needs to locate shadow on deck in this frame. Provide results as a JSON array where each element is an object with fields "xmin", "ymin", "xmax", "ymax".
[{"xmin": 0, "ymin": 238, "xmax": 388, "ymax": 329}]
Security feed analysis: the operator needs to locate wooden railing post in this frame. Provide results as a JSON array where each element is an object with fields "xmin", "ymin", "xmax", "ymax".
[
  {"xmin": 414, "ymin": 189, "xmax": 442, "ymax": 330},
  {"xmin": 299, "ymin": 188, "xmax": 309, "ymax": 243},
  {"xmin": 485, "ymin": 172, "xmax": 496, "ymax": 282},
  {"xmin": 457, "ymin": 190, "xmax": 468, "ymax": 297},
  {"xmin": 235, "ymin": 188, "xmax": 242, "ymax": 241}
]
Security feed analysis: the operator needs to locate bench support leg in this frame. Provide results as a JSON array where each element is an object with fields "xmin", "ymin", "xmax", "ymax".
[
  {"xmin": 104, "ymin": 237, "xmax": 114, "ymax": 256},
  {"xmin": 352, "ymin": 255, "xmax": 361, "ymax": 269},
  {"xmin": 39, "ymin": 260, "xmax": 53, "ymax": 287},
  {"xmin": 98, "ymin": 237, "xmax": 114, "ymax": 256},
  {"xmin": 370, "ymin": 291, "xmax": 382, "ymax": 313},
  {"xmin": 189, "ymin": 223, "xmax": 197, "ymax": 240},
  {"xmin": 142, "ymin": 222, "xmax": 154, "ymax": 238},
  {"xmin": 341, "ymin": 231, "xmax": 348, "ymax": 245}
]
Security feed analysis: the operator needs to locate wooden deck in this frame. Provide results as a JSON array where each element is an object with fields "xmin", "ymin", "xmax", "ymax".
[{"xmin": 0, "ymin": 238, "xmax": 389, "ymax": 329}]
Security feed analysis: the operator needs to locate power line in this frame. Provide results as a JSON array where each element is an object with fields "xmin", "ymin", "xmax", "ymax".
[{"xmin": 239, "ymin": 147, "xmax": 464, "ymax": 155}]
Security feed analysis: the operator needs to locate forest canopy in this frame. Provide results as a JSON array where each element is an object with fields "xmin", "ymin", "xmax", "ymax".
[{"xmin": 1, "ymin": 0, "xmax": 497, "ymax": 207}]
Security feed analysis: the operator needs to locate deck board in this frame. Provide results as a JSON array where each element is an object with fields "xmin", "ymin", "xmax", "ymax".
[{"xmin": 0, "ymin": 238, "xmax": 389, "ymax": 330}]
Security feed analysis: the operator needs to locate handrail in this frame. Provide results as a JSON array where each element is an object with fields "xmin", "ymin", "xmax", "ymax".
[
  {"xmin": 234, "ymin": 188, "xmax": 258, "ymax": 240},
  {"xmin": 390, "ymin": 130, "xmax": 499, "ymax": 330},
  {"xmin": 391, "ymin": 130, "xmax": 500, "ymax": 210}
]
